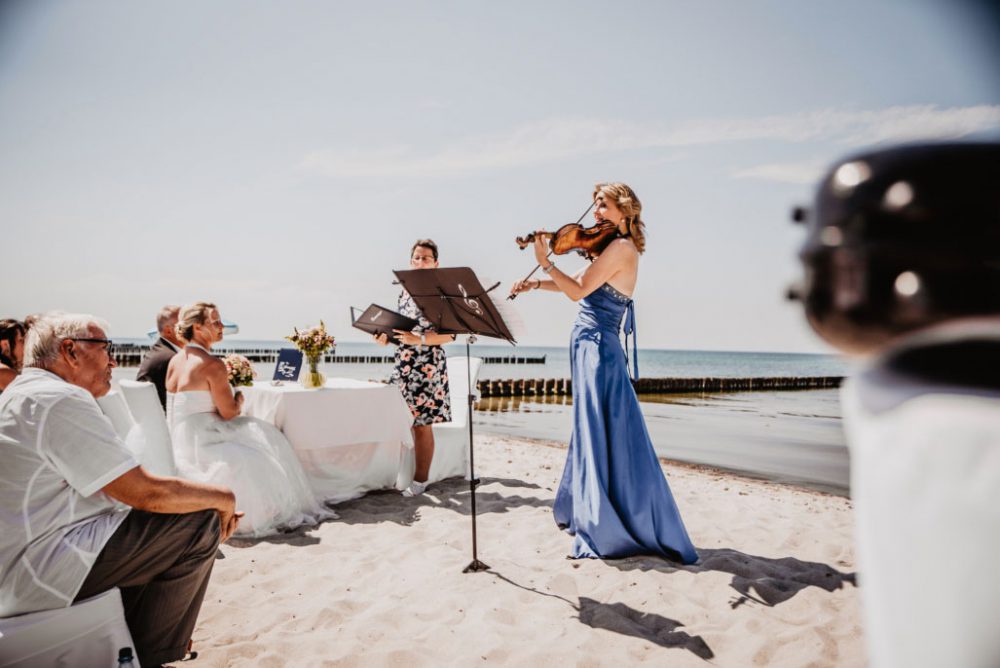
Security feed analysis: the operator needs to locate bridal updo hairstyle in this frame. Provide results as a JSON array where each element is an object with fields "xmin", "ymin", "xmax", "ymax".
[
  {"xmin": 594, "ymin": 182, "xmax": 646, "ymax": 254},
  {"xmin": 176, "ymin": 302, "xmax": 217, "ymax": 342}
]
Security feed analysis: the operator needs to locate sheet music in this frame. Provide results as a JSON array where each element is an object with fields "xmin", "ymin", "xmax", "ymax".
[{"xmin": 479, "ymin": 275, "xmax": 525, "ymax": 343}]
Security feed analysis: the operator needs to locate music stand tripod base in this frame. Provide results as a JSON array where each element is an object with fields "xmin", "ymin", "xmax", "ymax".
[{"xmin": 463, "ymin": 558, "xmax": 490, "ymax": 573}]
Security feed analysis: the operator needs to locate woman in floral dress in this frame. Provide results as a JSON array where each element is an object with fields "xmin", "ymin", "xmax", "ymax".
[{"xmin": 375, "ymin": 239, "xmax": 454, "ymax": 497}]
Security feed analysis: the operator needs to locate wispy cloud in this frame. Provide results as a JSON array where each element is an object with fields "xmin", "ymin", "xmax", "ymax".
[
  {"xmin": 301, "ymin": 105, "xmax": 1000, "ymax": 178},
  {"xmin": 300, "ymin": 118, "xmax": 641, "ymax": 178},
  {"xmin": 732, "ymin": 159, "xmax": 830, "ymax": 185}
]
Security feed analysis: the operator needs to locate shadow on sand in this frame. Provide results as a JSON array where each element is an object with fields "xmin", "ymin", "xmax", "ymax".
[
  {"xmin": 487, "ymin": 545, "xmax": 854, "ymax": 661},
  {"xmin": 578, "ymin": 597, "xmax": 715, "ymax": 660},
  {"xmin": 488, "ymin": 571, "xmax": 714, "ymax": 660},
  {"xmin": 223, "ymin": 530, "xmax": 323, "ymax": 550},
  {"xmin": 333, "ymin": 475, "xmax": 550, "ymax": 527},
  {"xmin": 609, "ymin": 547, "xmax": 857, "ymax": 609}
]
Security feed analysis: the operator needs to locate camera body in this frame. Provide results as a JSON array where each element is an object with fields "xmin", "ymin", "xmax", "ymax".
[{"xmin": 791, "ymin": 142, "xmax": 1000, "ymax": 354}]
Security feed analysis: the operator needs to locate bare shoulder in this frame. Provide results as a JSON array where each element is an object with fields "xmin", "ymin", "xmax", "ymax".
[
  {"xmin": 184, "ymin": 348, "xmax": 226, "ymax": 378},
  {"xmin": 167, "ymin": 352, "xmax": 183, "ymax": 371},
  {"xmin": 200, "ymin": 353, "xmax": 227, "ymax": 375},
  {"xmin": 619, "ymin": 236, "xmax": 640, "ymax": 253},
  {"xmin": 605, "ymin": 237, "xmax": 639, "ymax": 261},
  {"xmin": 205, "ymin": 355, "xmax": 229, "ymax": 383}
]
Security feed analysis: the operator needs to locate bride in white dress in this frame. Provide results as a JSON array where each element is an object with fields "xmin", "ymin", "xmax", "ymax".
[{"xmin": 165, "ymin": 302, "xmax": 337, "ymax": 537}]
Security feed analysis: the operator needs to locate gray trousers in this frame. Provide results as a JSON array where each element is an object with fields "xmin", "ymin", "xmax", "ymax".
[{"xmin": 75, "ymin": 509, "xmax": 221, "ymax": 667}]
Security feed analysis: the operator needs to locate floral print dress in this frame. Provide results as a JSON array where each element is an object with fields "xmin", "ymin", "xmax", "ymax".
[{"xmin": 390, "ymin": 289, "xmax": 452, "ymax": 426}]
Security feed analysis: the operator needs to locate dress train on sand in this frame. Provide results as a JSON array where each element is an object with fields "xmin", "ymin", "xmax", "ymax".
[{"xmin": 168, "ymin": 390, "xmax": 336, "ymax": 537}]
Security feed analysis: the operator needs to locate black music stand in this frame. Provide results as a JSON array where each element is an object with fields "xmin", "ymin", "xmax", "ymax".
[{"xmin": 393, "ymin": 267, "xmax": 515, "ymax": 573}]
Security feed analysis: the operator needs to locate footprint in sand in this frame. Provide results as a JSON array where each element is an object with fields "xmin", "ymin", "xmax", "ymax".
[
  {"xmin": 487, "ymin": 607, "xmax": 517, "ymax": 626},
  {"xmin": 546, "ymin": 573, "xmax": 578, "ymax": 598}
]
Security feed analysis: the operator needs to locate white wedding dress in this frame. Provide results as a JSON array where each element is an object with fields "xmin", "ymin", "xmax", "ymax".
[{"xmin": 167, "ymin": 390, "xmax": 337, "ymax": 537}]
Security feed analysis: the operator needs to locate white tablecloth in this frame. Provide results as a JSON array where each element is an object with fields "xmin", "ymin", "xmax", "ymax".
[{"xmin": 242, "ymin": 378, "xmax": 414, "ymax": 503}]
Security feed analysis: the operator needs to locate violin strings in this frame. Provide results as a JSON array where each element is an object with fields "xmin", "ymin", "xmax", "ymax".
[{"xmin": 509, "ymin": 200, "xmax": 598, "ymax": 300}]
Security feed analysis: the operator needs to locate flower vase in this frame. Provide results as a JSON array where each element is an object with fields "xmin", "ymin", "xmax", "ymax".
[{"xmin": 301, "ymin": 355, "xmax": 326, "ymax": 389}]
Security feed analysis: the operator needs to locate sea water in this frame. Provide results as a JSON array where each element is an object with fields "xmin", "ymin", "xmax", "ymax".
[
  {"xmin": 113, "ymin": 341, "xmax": 852, "ymax": 494},
  {"xmin": 144, "ymin": 339, "xmax": 849, "ymax": 382}
]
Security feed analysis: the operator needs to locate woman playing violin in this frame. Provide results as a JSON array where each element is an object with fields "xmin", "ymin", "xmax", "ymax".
[{"xmin": 509, "ymin": 182, "xmax": 697, "ymax": 562}]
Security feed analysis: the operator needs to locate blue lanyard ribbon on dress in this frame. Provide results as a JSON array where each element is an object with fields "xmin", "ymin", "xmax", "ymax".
[{"xmin": 623, "ymin": 299, "xmax": 639, "ymax": 381}]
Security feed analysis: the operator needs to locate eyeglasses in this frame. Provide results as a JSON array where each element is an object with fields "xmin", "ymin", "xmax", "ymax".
[{"xmin": 68, "ymin": 337, "xmax": 113, "ymax": 351}]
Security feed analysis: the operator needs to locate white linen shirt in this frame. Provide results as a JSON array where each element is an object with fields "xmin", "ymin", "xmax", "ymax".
[{"xmin": 0, "ymin": 368, "xmax": 137, "ymax": 616}]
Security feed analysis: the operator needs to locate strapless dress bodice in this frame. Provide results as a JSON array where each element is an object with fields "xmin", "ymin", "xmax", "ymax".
[
  {"xmin": 167, "ymin": 390, "xmax": 219, "ymax": 428},
  {"xmin": 574, "ymin": 283, "xmax": 632, "ymax": 333}
]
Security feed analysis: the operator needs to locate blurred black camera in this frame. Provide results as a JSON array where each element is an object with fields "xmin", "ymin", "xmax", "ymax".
[{"xmin": 789, "ymin": 142, "xmax": 1000, "ymax": 354}]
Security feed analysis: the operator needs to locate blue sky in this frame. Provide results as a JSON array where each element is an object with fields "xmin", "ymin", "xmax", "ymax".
[{"xmin": 2, "ymin": 1, "xmax": 998, "ymax": 351}]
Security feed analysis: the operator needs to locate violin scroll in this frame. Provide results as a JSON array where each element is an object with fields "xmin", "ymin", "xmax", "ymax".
[{"xmin": 515, "ymin": 231, "xmax": 554, "ymax": 250}]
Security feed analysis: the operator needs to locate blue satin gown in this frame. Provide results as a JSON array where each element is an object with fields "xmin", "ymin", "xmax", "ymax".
[{"xmin": 552, "ymin": 283, "xmax": 698, "ymax": 562}]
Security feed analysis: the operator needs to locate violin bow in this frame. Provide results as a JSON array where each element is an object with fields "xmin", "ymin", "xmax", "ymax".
[{"xmin": 508, "ymin": 201, "xmax": 595, "ymax": 300}]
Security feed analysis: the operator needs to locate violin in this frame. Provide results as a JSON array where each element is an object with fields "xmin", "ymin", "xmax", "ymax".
[
  {"xmin": 515, "ymin": 219, "xmax": 621, "ymax": 258},
  {"xmin": 508, "ymin": 199, "xmax": 621, "ymax": 300}
]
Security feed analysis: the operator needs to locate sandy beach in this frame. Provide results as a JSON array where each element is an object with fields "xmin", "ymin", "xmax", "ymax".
[{"xmin": 191, "ymin": 434, "xmax": 863, "ymax": 667}]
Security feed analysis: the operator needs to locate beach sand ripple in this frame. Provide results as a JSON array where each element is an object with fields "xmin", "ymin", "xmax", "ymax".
[{"xmin": 192, "ymin": 434, "xmax": 863, "ymax": 667}]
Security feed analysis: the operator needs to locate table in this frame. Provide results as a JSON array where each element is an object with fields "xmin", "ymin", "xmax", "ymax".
[{"xmin": 242, "ymin": 378, "xmax": 414, "ymax": 503}]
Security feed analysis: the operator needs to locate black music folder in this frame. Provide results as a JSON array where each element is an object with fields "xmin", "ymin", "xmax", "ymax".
[{"xmin": 350, "ymin": 304, "xmax": 420, "ymax": 344}]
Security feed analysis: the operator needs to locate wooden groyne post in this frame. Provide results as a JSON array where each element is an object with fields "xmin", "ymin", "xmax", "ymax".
[
  {"xmin": 476, "ymin": 376, "xmax": 843, "ymax": 397},
  {"xmin": 110, "ymin": 344, "xmax": 546, "ymax": 367}
]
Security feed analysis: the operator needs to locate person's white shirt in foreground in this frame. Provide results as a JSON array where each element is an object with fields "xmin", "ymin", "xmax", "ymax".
[{"xmin": 0, "ymin": 368, "xmax": 137, "ymax": 617}]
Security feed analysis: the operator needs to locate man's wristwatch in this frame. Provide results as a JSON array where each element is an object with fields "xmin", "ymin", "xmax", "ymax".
[{"xmin": 542, "ymin": 262, "xmax": 556, "ymax": 274}]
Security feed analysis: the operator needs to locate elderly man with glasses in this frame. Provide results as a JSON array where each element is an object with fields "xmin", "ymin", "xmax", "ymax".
[{"xmin": 0, "ymin": 312, "xmax": 242, "ymax": 667}]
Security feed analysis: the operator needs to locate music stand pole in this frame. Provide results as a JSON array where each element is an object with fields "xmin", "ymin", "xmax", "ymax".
[{"xmin": 462, "ymin": 334, "xmax": 489, "ymax": 573}]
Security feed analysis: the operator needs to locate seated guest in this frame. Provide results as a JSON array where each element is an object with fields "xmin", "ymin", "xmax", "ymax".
[
  {"xmin": 137, "ymin": 305, "xmax": 183, "ymax": 410},
  {"xmin": 166, "ymin": 301, "xmax": 337, "ymax": 536},
  {"xmin": 0, "ymin": 312, "xmax": 242, "ymax": 667},
  {"xmin": 0, "ymin": 319, "xmax": 26, "ymax": 393}
]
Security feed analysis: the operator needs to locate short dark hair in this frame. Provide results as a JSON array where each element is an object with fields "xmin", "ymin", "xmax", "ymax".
[
  {"xmin": 411, "ymin": 239, "xmax": 438, "ymax": 260},
  {"xmin": 0, "ymin": 319, "xmax": 26, "ymax": 367}
]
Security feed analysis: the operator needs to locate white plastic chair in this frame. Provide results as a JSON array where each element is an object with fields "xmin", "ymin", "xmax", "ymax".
[
  {"xmin": 427, "ymin": 356, "xmax": 483, "ymax": 484},
  {"xmin": 117, "ymin": 380, "xmax": 177, "ymax": 477},
  {"xmin": 0, "ymin": 588, "xmax": 136, "ymax": 668},
  {"xmin": 97, "ymin": 390, "xmax": 136, "ymax": 442},
  {"xmin": 427, "ymin": 357, "xmax": 483, "ymax": 482},
  {"xmin": 398, "ymin": 356, "xmax": 483, "ymax": 489}
]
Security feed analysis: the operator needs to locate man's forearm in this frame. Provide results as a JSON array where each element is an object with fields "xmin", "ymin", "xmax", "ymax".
[
  {"xmin": 103, "ymin": 466, "xmax": 236, "ymax": 515},
  {"xmin": 140, "ymin": 477, "xmax": 236, "ymax": 515}
]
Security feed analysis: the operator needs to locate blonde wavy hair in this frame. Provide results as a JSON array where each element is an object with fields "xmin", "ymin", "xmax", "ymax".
[
  {"xmin": 176, "ymin": 302, "xmax": 217, "ymax": 342},
  {"xmin": 594, "ymin": 182, "xmax": 646, "ymax": 254}
]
